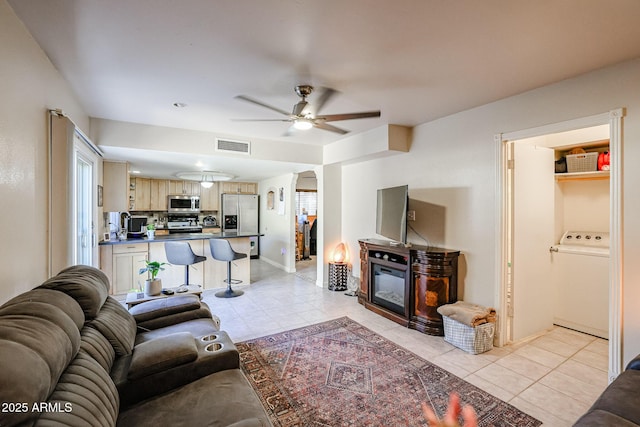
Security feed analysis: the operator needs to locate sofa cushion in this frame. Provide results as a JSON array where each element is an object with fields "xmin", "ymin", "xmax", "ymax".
[
  {"xmin": 580, "ymin": 368, "xmax": 640, "ymax": 425},
  {"xmin": 89, "ymin": 297, "xmax": 137, "ymax": 356},
  {"xmin": 1, "ymin": 288, "xmax": 85, "ymax": 329},
  {"xmin": 34, "ymin": 352, "xmax": 119, "ymax": 427},
  {"xmin": 573, "ymin": 409, "xmax": 640, "ymax": 426},
  {"xmin": 117, "ymin": 369, "xmax": 272, "ymax": 427},
  {"xmin": 79, "ymin": 326, "xmax": 116, "ymax": 373},
  {"xmin": 128, "ymin": 332, "xmax": 198, "ymax": 380},
  {"xmin": 0, "ymin": 293, "xmax": 84, "ymax": 426},
  {"xmin": 39, "ymin": 265, "xmax": 110, "ymax": 319}
]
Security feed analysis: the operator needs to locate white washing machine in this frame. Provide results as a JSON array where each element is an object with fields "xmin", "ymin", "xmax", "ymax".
[{"xmin": 551, "ymin": 231, "xmax": 609, "ymax": 339}]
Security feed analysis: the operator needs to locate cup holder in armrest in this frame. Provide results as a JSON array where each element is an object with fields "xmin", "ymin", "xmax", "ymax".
[
  {"xmin": 200, "ymin": 334, "xmax": 219, "ymax": 342},
  {"xmin": 205, "ymin": 342, "xmax": 223, "ymax": 352}
]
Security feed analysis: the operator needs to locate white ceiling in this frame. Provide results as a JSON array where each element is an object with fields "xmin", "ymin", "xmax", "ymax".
[{"xmin": 9, "ymin": 0, "xmax": 640, "ymax": 179}]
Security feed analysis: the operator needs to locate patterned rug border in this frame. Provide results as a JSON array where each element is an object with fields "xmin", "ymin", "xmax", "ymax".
[{"xmin": 237, "ymin": 316, "xmax": 542, "ymax": 427}]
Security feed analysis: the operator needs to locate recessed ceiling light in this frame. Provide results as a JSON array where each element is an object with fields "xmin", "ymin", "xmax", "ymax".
[
  {"xmin": 130, "ymin": 170, "xmax": 141, "ymax": 174},
  {"xmin": 173, "ymin": 102, "xmax": 187, "ymax": 108},
  {"xmin": 195, "ymin": 161, "xmax": 204, "ymax": 167}
]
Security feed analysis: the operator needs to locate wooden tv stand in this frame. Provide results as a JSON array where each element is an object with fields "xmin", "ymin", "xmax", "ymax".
[{"xmin": 358, "ymin": 239, "xmax": 460, "ymax": 336}]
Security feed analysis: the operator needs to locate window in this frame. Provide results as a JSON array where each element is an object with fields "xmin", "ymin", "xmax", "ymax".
[{"xmin": 295, "ymin": 191, "xmax": 317, "ymax": 216}]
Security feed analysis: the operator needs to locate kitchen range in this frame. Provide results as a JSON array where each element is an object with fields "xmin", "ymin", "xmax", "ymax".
[{"xmin": 166, "ymin": 215, "xmax": 203, "ymax": 234}]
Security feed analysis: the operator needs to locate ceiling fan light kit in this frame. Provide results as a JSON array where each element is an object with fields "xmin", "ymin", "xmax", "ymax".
[
  {"xmin": 293, "ymin": 118, "xmax": 313, "ymax": 130},
  {"xmin": 234, "ymin": 85, "xmax": 381, "ymax": 134}
]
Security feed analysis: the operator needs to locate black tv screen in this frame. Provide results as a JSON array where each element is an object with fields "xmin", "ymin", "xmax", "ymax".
[{"xmin": 375, "ymin": 185, "xmax": 408, "ymax": 244}]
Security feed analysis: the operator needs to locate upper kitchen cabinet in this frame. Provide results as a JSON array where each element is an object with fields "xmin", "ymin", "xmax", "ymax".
[
  {"xmin": 150, "ymin": 179, "xmax": 168, "ymax": 211},
  {"xmin": 103, "ymin": 161, "xmax": 130, "ymax": 212},
  {"xmin": 200, "ymin": 182, "xmax": 219, "ymax": 211},
  {"xmin": 129, "ymin": 177, "xmax": 151, "ymax": 211},
  {"xmin": 220, "ymin": 182, "xmax": 257, "ymax": 194},
  {"xmin": 169, "ymin": 180, "xmax": 201, "ymax": 196}
]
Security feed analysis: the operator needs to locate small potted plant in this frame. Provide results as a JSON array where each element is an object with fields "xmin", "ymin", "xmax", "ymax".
[
  {"xmin": 139, "ymin": 259, "xmax": 167, "ymax": 295},
  {"xmin": 146, "ymin": 223, "xmax": 156, "ymax": 239}
]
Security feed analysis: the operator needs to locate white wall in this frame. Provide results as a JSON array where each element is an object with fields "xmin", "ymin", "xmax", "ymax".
[
  {"xmin": 558, "ymin": 180, "xmax": 609, "ymax": 234},
  {"xmin": 315, "ymin": 164, "xmax": 343, "ymax": 286},
  {"xmin": 341, "ymin": 59, "xmax": 640, "ymax": 365},
  {"xmin": 258, "ymin": 174, "xmax": 297, "ymax": 272},
  {"xmin": 0, "ymin": 1, "xmax": 89, "ymax": 303}
]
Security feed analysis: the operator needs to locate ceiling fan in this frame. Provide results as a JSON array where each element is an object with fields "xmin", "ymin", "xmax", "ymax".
[{"xmin": 234, "ymin": 85, "xmax": 381, "ymax": 135}]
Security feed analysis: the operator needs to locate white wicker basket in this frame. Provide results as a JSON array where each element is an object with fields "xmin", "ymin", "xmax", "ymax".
[
  {"xmin": 566, "ymin": 152, "xmax": 598, "ymax": 173},
  {"xmin": 442, "ymin": 316, "xmax": 495, "ymax": 354}
]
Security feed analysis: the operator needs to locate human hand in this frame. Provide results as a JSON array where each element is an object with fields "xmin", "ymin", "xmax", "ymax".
[{"xmin": 422, "ymin": 393, "xmax": 477, "ymax": 427}]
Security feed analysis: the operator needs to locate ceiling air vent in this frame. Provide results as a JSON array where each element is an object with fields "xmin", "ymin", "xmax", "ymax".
[{"xmin": 215, "ymin": 138, "xmax": 250, "ymax": 155}]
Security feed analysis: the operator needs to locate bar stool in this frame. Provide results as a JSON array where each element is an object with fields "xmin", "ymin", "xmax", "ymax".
[
  {"xmin": 209, "ymin": 239, "xmax": 246, "ymax": 298},
  {"xmin": 164, "ymin": 241, "xmax": 206, "ymax": 286}
]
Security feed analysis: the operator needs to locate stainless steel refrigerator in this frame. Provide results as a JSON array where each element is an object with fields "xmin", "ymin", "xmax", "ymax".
[{"xmin": 221, "ymin": 194, "xmax": 259, "ymax": 257}]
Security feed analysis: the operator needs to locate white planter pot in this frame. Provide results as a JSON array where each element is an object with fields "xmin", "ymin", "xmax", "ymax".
[
  {"xmin": 144, "ymin": 278, "xmax": 162, "ymax": 296},
  {"xmin": 147, "ymin": 230, "xmax": 155, "ymax": 239}
]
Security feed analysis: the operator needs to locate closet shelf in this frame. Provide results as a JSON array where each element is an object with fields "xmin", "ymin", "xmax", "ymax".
[{"xmin": 555, "ymin": 170, "xmax": 610, "ymax": 181}]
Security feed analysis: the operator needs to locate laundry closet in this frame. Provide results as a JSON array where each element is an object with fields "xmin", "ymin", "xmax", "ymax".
[{"xmin": 509, "ymin": 124, "xmax": 610, "ymax": 342}]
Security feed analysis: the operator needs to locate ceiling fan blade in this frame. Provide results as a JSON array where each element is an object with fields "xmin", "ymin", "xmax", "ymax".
[
  {"xmin": 292, "ymin": 100, "xmax": 308, "ymax": 116},
  {"xmin": 313, "ymin": 87, "xmax": 337, "ymax": 114},
  {"xmin": 235, "ymin": 95, "xmax": 291, "ymax": 116},
  {"xmin": 231, "ymin": 118, "xmax": 292, "ymax": 122},
  {"xmin": 313, "ymin": 121, "xmax": 349, "ymax": 134},
  {"xmin": 317, "ymin": 111, "xmax": 381, "ymax": 122}
]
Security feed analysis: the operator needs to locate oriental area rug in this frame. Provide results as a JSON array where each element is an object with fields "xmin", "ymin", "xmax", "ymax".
[{"xmin": 237, "ymin": 317, "xmax": 541, "ymax": 427}]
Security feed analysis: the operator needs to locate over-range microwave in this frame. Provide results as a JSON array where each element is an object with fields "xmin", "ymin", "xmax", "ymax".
[{"xmin": 167, "ymin": 195, "xmax": 200, "ymax": 214}]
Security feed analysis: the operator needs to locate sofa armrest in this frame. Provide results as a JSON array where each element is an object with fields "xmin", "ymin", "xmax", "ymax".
[
  {"xmin": 128, "ymin": 332, "xmax": 198, "ymax": 380},
  {"xmin": 130, "ymin": 294, "xmax": 201, "ymax": 321},
  {"xmin": 626, "ymin": 354, "xmax": 640, "ymax": 371},
  {"xmin": 130, "ymin": 295, "xmax": 213, "ymax": 330}
]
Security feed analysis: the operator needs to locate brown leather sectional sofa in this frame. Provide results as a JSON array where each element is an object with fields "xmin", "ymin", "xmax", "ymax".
[{"xmin": 0, "ymin": 265, "xmax": 271, "ymax": 427}]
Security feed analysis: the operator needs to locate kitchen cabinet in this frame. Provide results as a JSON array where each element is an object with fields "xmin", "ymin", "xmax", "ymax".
[
  {"xmin": 103, "ymin": 161, "xmax": 129, "ymax": 212},
  {"xmin": 150, "ymin": 179, "xmax": 168, "ymax": 211},
  {"xmin": 130, "ymin": 177, "xmax": 151, "ymax": 211},
  {"xmin": 169, "ymin": 180, "xmax": 201, "ymax": 196},
  {"xmin": 169, "ymin": 180, "xmax": 183, "ymax": 195},
  {"xmin": 200, "ymin": 182, "xmax": 219, "ymax": 211},
  {"xmin": 110, "ymin": 243, "xmax": 148, "ymax": 294},
  {"xmin": 100, "ymin": 235, "xmax": 253, "ymax": 293},
  {"xmin": 220, "ymin": 181, "xmax": 257, "ymax": 194},
  {"xmin": 202, "ymin": 227, "xmax": 221, "ymax": 233},
  {"xmin": 187, "ymin": 181, "xmax": 201, "ymax": 196}
]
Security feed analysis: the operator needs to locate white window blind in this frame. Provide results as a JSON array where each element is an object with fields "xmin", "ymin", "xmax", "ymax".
[{"xmin": 295, "ymin": 191, "xmax": 317, "ymax": 216}]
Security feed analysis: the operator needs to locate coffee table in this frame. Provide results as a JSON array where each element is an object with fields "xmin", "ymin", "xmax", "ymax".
[{"xmin": 125, "ymin": 285, "xmax": 203, "ymax": 309}]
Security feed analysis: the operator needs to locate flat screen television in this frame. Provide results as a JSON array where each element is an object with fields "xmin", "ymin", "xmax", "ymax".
[{"xmin": 376, "ymin": 185, "xmax": 408, "ymax": 245}]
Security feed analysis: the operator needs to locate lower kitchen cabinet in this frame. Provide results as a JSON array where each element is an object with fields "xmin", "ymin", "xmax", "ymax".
[
  {"xmin": 101, "ymin": 243, "xmax": 148, "ymax": 294},
  {"xmin": 100, "ymin": 236, "xmax": 253, "ymax": 294}
]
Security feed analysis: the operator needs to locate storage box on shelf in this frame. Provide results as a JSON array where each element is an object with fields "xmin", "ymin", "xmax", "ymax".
[
  {"xmin": 554, "ymin": 142, "xmax": 610, "ymax": 181},
  {"xmin": 566, "ymin": 152, "xmax": 598, "ymax": 173}
]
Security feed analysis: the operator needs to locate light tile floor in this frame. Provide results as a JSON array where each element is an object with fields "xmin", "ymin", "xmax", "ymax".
[{"xmin": 200, "ymin": 260, "xmax": 608, "ymax": 426}]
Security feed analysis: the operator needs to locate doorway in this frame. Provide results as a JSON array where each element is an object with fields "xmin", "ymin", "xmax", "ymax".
[
  {"xmin": 497, "ymin": 109, "xmax": 624, "ymax": 381},
  {"xmin": 295, "ymin": 171, "xmax": 318, "ymax": 283}
]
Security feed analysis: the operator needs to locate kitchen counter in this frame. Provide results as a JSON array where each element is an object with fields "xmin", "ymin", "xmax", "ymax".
[
  {"xmin": 99, "ymin": 232, "xmax": 262, "ymax": 245},
  {"xmin": 98, "ymin": 232, "xmax": 262, "ymax": 294}
]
